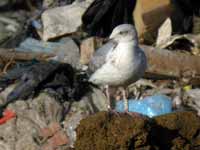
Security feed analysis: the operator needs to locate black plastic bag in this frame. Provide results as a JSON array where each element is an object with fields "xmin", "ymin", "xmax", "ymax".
[{"xmin": 82, "ymin": 0, "xmax": 136, "ymax": 37}]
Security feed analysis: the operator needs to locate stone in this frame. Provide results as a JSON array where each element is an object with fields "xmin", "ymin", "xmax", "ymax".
[{"xmin": 42, "ymin": 1, "xmax": 92, "ymax": 41}]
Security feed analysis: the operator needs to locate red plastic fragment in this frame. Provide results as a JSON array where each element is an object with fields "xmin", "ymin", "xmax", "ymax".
[{"xmin": 0, "ymin": 109, "xmax": 16, "ymax": 125}]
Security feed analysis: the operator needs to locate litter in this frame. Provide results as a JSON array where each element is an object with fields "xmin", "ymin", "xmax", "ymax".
[
  {"xmin": 115, "ymin": 94, "xmax": 172, "ymax": 117},
  {"xmin": 0, "ymin": 109, "xmax": 16, "ymax": 125}
]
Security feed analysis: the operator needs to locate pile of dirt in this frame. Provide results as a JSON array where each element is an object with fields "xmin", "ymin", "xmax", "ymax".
[
  {"xmin": 75, "ymin": 111, "xmax": 153, "ymax": 150},
  {"xmin": 75, "ymin": 111, "xmax": 200, "ymax": 150}
]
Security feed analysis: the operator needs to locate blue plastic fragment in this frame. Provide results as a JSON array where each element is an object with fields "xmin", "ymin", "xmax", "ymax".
[
  {"xmin": 115, "ymin": 94, "xmax": 172, "ymax": 117},
  {"xmin": 31, "ymin": 20, "xmax": 42, "ymax": 29},
  {"xmin": 15, "ymin": 38, "xmax": 63, "ymax": 53}
]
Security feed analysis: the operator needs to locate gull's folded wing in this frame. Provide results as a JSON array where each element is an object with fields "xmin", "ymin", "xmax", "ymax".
[{"xmin": 89, "ymin": 40, "xmax": 118, "ymax": 72}]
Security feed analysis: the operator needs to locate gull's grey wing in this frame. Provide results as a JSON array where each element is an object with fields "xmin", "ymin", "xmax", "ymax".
[{"xmin": 89, "ymin": 40, "xmax": 118, "ymax": 72}]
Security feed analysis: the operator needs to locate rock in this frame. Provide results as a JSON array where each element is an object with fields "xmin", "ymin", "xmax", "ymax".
[
  {"xmin": 80, "ymin": 37, "xmax": 103, "ymax": 65},
  {"xmin": 42, "ymin": 1, "xmax": 92, "ymax": 41},
  {"xmin": 75, "ymin": 111, "xmax": 152, "ymax": 150}
]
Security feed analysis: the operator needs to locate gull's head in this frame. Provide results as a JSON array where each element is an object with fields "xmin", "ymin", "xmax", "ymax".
[{"xmin": 109, "ymin": 24, "xmax": 138, "ymax": 43}]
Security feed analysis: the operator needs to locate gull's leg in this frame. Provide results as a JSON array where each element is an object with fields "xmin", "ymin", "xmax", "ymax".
[
  {"xmin": 121, "ymin": 87, "xmax": 141, "ymax": 118},
  {"xmin": 105, "ymin": 85, "xmax": 120, "ymax": 116},
  {"xmin": 122, "ymin": 88, "xmax": 128, "ymax": 112},
  {"xmin": 105, "ymin": 85, "xmax": 111, "ymax": 110}
]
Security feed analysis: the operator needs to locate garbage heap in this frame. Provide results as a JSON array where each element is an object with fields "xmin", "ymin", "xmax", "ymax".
[{"xmin": 0, "ymin": 0, "xmax": 200, "ymax": 150}]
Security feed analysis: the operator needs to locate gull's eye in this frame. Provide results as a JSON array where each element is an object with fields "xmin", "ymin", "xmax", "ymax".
[
  {"xmin": 119, "ymin": 31, "xmax": 128, "ymax": 35},
  {"xmin": 123, "ymin": 31, "xmax": 129, "ymax": 34}
]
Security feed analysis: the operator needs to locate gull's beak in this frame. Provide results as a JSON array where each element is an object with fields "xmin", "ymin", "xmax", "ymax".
[{"xmin": 109, "ymin": 32, "xmax": 116, "ymax": 40}]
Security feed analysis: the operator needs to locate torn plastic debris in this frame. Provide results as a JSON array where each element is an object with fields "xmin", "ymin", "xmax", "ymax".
[
  {"xmin": 15, "ymin": 37, "xmax": 80, "ymax": 67},
  {"xmin": 115, "ymin": 95, "xmax": 172, "ymax": 117},
  {"xmin": 0, "ymin": 109, "xmax": 16, "ymax": 125},
  {"xmin": 16, "ymin": 37, "xmax": 66, "ymax": 53}
]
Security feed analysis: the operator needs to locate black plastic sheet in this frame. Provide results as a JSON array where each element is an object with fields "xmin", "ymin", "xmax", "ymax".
[{"xmin": 82, "ymin": 0, "xmax": 136, "ymax": 37}]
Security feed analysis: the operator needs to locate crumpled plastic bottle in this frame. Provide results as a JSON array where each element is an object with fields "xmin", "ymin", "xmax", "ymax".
[{"xmin": 115, "ymin": 94, "xmax": 172, "ymax": 117}]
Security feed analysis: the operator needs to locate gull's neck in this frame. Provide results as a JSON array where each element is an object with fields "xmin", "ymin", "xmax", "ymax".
[{"xmin": 118, "ymin": 39, "xmax": 139, "ymax": 51}]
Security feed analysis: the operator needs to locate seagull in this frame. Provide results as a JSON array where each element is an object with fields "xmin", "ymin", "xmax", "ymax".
[{"xmin": 88, "ymin": 24, "xmax": 147, "ymax": 111}]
